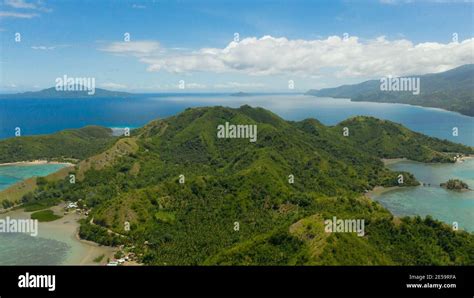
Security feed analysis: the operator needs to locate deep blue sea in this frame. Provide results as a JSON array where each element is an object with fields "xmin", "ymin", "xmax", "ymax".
[{"xmin": 0, "ymin": 94, "xmax": 473, "ymax": 146}]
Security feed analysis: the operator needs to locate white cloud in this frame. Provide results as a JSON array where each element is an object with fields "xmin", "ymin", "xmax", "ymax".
[
  {"xmin": 1, "ymin": 0, "xmax": 51, "ymax": 19},
  {"xmin": 100, "ymin": 35, "xmax": 474, "ymax": 78},
  {"xmin": 100, "ymin": 41, "xmax": 161, "ymax": 56},
  {"xmin": 4, "ymin": 0, "xmax": 36, "ymax": 9},
  {"xmin": 3, "ymin": 0, "xmax": 52, "ymax": 12},
  {"xmin": 31, "ymin": 44, "xmax": 70, "ymax": 51},
  {"xmin": 214, "ymin": 82, "xmax": 265, "ymax": 89},
  {"xmin": 183, "ymin": 82, "xmax": 207, "ymax": 89},
  {"xmin": 0, "ymin": 11, "xmax": 38, "ymax": 18},
  {"xmin": 100, "ymin": 82, "xmax": 128, "ymax": 90},
  {"xmin": 132, "ymin": 4, "xmax": 146, "ymax": 9},
  {"xmin": 31, "ymin": 45, "xmax": 55, "ymax": 50}
]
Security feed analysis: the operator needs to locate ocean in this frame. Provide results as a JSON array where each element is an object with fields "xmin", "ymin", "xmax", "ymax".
[{"xmin": 0, "ymin": 94, "xmax": 473, "ymax": 146}]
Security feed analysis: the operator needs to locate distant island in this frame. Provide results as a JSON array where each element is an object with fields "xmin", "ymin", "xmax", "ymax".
[
  {"xmin": 230, "ymin": 91, "xmax": 252, "ymax": 97},
  {"xmin": 440, "ymin": 179, "xmax": 470, "ymax": 191},
  {"xmin": 306, "ymin": 64, "xmax": 474, "ymax": 117},
  {"xmin": 0, "ymin": 87, "xmax": 134, "ymax": 98}
]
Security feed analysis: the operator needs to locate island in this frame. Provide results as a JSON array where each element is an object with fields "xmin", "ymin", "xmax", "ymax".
[
  {"xmin": 230, "ymin": 91, "xmax": 252, "ymax": 97},
  {"xmin": 0, "ymin": 86, "xmax": 134, "ymax": 99},
  {"xmin": 440, "ymin": 179, "xmax": 470, "ymax": 191}
]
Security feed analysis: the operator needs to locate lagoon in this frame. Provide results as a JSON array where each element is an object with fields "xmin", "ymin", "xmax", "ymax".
[
  {"xmin": 371, "ymin": 158, "xmax": 474, "ymax": 232},
  {"xmin": 0, "ymin": 163, "xmax": 69, "ymax": 191},
  {"xmin": 0, "ymin": 209, "xmax": 115, "ymax": 265}
]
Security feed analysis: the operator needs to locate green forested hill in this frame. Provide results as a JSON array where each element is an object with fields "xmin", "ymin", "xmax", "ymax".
[
  {"xmin": 0, "ymin": 126, "xmax": 115, "ymax": 163},
  {"xmin": 9, "ymin": 106, "xmax": 474, "ymax": 265},
  {"xmin": 334, "ymin": 116, "xmax": 472, "ymax": 162},
  {"xmin": 306, "ymin": 64, "xmax": 474, "ymax": 116}
]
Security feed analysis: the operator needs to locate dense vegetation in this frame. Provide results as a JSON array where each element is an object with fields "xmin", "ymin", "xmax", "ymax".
[
  {"xmin": 30, "ymin": 209, "xmax": 62, "ymax": 222},
  {"xmin": 16, "ymin": 177, "xmax": 71, "ymax": 211},
  {"xmin": 306, "ymin": 64, "xmax": 474, "ymax": 116},
  {"xmin": 5, "ymin": 106, "xmax": 474, "ymax": 265},
  {"xmin": 440, "ymin": 179, "xmax": 470, "ymax": 191},
  {"xmin": 0, "ymin": 126, "xmax": 115, "ymax": 163},
  {"xmin": 334, "ymin": 116, "xmax": 472, "ymax": 162}
]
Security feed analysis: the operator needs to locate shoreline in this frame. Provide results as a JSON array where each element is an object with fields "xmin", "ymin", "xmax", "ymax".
[
  {"xmin": 455, "ymin": 155, "xmax": 474, "ymax": 163},
  {"xmin": 0, "ymin": 161, "xmax": 76, "ymax": 207},
  {"xmin": 0, "ymin": 206, "xmax": 116, "ymax": 265},
  {"xmin": 372, "ymin": 155, "xmax": 474, "ymax": 198},
  {"xmin": 0, "ymin": 160, "xmax": 75, "ymax": 167},
  {"xmin": 365, "ymin": 186, "xmax": 402, "ymax": 198},
  {"xmin": 381, "ymin": 154, "xmax": 474, "ymax": 166},
  {"xmin": 381, "ymin": 158, "xmax": 408, "ymax": 166}
]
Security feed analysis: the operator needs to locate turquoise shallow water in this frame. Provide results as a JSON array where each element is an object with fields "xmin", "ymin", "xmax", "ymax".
[
  {"xmin": 0, "ymin": 163, "xmax": 68, "ymax": 191},
  {"xmin": 0, "ymin": 233, "xmax": 69, "ymax": 265},
  {"xmin": 0, "ymin": 209, "xmax": 114, "ymax": 265},
  {"xmin": 372, "ymin": 159, "xmax": 474, "ymax": 232},
  {"xmin": 0, "ymin": 164, "xmax": 70, "ymax": 265}
]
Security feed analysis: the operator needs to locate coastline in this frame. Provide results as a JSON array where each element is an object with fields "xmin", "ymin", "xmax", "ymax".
[
  {"xmin": 381, "ymin": 154, "xmax": 474, "ymax": 166},
  {"xmin": 0, "ymin": 162, "xmax": 75, "ymax": 205},
  {"xmin": 368, "ymin": 158, "xmax": 474, "ymax": 233},
  {"xmin": 455, "ymin": 154, "xmax": 474, "ymax": 163},
  {"xmin": 365, "ymin": 186, "xmax": 402, "ymax": 198},
  {"xmin": 371, "ymin": 155, "xmax": 473, "ymax": 198},
  {"xmin": 0, "ymin": 160, "xmax": 75, "ymax": 167},
  {"xmin": 0, "ymin": 206, "xmax": 116, "ymax": 265},
  {"xmin": 381, "ymin": 158, "xmax": 408, "ymax": 166}
]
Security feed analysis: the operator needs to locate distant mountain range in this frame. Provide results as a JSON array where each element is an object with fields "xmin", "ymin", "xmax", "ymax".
[
  {"xmin": 0, "ymin": 87, "xmax": 133, "ymax": 98},
  {"xmin": 306, "ymin": 64, "xmax": 474, "ymax": 117}
]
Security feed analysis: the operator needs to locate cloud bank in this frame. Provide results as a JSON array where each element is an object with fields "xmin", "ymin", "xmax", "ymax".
[{"xmin": 100, "ymin": 35, "xmax": 474, "ymax": 78}]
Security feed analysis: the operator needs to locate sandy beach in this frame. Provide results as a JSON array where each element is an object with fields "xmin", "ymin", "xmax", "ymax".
[
  {"xmin": 365, "ymin": 186, "xmax": 401, "ymax": 198},
  {"xmin": 381, "ymin": 158, "xmax": 408, "ymax": 166},
  {"xmin": 455, "ymin": 155, "xmax": 474, "ymax": 163},
  {"xmin": 382, "ymin": 154, "xmax": 474, "ymax": 166},
  {"xmin": 0, "ymin": 160, "xmax": 75, "ymax": 167},
  {"xmin": 0, "ymin": 206, "xmax": 116, "ymax": 265}
]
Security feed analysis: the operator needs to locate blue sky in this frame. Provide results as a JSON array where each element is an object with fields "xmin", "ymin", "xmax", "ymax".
[{"xmin": 0, "ymin": 0, "xmax": 473, "ymax": 92}]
